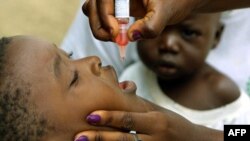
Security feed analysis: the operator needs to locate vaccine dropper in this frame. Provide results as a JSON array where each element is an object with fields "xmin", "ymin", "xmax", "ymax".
[{"xmin": 115, "ymin": 0, "xmax": 130, "ymax": 61}]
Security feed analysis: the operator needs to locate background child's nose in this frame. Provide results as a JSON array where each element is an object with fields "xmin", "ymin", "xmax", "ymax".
[{"xmin": 159, "ymin": 34, "xmax": 180, "ymax": 54}]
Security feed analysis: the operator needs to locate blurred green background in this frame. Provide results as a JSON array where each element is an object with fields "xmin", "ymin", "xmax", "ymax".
[{"xmin": 0, "ymin": 0, "xmax": 80, "ymax": 45}]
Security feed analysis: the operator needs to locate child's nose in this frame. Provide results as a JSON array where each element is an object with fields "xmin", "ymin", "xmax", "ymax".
[
  {"xmin": 86, "ymin": 56, "xmax": 102, "ymax": 76},
  {"xmin": 159, "ymin": 33, "xmax": 180, "ymax": 54}
]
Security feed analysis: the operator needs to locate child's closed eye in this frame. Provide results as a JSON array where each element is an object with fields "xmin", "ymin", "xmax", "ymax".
[{"xmin": 70, "ymin": 70, "xmax": 79, "ymax": 87}]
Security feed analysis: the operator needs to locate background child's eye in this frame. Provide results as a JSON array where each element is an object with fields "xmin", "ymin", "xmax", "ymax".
[{"xmin": 181, "ymin": 28, "xmax": 201, "ymax": 39}]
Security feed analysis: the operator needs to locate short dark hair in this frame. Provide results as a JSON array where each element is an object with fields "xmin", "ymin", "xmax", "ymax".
[{"xmin": 0, "ymin": 37, "xmax": 49, "ymax": 141}]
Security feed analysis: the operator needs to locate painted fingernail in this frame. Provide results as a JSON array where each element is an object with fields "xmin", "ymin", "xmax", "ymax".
[
  {"xmin": 132, "ymin": 31, "xmax": 142, "ymax": 41},
  {"xmin": 75, "ymin": 136, "xmax": 88, "ymax": 141},
  {"xmin": 86, "ymin": 114, "xmax": 101, "ymax": 124}
]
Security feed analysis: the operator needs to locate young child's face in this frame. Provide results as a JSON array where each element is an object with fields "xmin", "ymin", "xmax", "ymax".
[
  {"xmin": 6, "ymin": 36, "xmax": 148, "ymax": 140},
  {"xmin": 137, "ymin": 14, "xmax": 222, "ymax": 80}
]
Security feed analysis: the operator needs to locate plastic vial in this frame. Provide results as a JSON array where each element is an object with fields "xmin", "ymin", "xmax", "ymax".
[{"xmin": 115, "ymin": 0, "xmax": 129, "ymax": 61}]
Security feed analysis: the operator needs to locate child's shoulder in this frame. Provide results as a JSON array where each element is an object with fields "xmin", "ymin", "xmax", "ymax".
[{"xmin": 207, "ymin": 68, "xmax": 240, "ymax": 105}]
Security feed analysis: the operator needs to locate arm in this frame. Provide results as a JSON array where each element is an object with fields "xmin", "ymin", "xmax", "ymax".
[
  {"xmin": 74, "ymin": 100, "xmax": 224, "ymax": 141},
  {"xmin": 82, "ymin": 0, "xmax": 250, "ymax": 41},
  {"xmin": 71, "ymin": 83, "xmax": 224, "ymax": 141},
  {"xmin": 75, "ymin": 110, "xmax": 223, "ymax": 141}
]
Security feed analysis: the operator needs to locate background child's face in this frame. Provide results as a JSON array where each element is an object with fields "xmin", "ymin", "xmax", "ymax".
[
  {"xmin": 7, "ymin": 36, "xmax": 148, "ymax": 140},
  {"xmin": 137, "ymin": 14, "xmax": 222, "ymax": 80}
]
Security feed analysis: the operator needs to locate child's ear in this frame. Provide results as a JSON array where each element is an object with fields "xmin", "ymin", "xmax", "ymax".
[{"xmin": 212, "ymin": 23, "xmax": 224, "ymax": 49}]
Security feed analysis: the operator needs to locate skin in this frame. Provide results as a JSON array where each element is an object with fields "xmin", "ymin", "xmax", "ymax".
[
  {"xmin": 137, "ymin": 13, "xmax": 240, "ymax": 110},
  {"xmin": 82, "ymin": 0, "xmax": 250, "ymax": 41},
  {"xmin": 75, "ymin": 110, "xmax": 223, "ymax": 141},
  {"xmin": 6, "ymin": 36, "xmax": 153, "ymax": 141}
]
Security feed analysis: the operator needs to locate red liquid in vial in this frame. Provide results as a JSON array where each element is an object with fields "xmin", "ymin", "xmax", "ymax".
[
  {"xmin": 115, "ymin": 25, "xmax": 128, "ymax": 46},
  {"xmin": 115, "ymin": 22, "xmax": 129, "ymax": 61}
]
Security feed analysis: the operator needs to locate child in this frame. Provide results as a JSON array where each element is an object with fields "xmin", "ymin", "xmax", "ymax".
[
  {"xmin": 0, "ymin": 35, "xmax": 151, "ymax": 141},
  {"xmin": 120, "ymin": 13, "xmax": 250, "ymax": 130}
]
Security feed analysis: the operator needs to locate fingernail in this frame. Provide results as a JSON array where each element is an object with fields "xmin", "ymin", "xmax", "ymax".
[
  {"xmin": 75, "ymin": 136, "xmax": 88, "ymax": 141},
  {"xmin": 132, "ymin": 31, "xmax": 142, "ymax": 41},
  {"xmin": 86, "ymin": 114, "xmax": 101, "ymax": 124}
]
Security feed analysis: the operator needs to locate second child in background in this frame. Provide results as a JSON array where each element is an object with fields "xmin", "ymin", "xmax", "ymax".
[{"xmin": 120, "ymin": 13, "xmax": 250, "ymax": 130}]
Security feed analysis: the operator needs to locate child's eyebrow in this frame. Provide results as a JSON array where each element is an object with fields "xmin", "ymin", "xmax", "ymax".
[{"xmin": 53, "ymin": 53, "xmax": 62, "ymax": 79}]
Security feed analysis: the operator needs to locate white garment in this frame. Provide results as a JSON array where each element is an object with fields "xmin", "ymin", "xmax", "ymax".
[
  {"xmin": 61, "ymin": 6, "xmax": 250, "ymax": 92},
  {"xmin": 207, "ymin": 9, "xmax": 250, "ymax": 92},
  {"xmin": 119, "ymin": 62, "xmax": 250, "ymax": 130}
]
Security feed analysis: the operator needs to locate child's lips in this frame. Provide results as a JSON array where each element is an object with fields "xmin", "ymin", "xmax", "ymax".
[
  {"xmin": 106, "ymin": 66, "xmax": 137, "ymax": 94},
  {"xmin": 119, "ymin": 81, "xmax": 137, "ymax": 94},
  {"xmin": 156, "ymin": 61, "xmax": 177, "ymax": 74}
]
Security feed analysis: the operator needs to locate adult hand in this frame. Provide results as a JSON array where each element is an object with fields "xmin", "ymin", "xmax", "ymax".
[
  {"xmin": 82, "ymin": 0, "xmax": 204, "ymax": 41},
  {"xmin": 82, "ymin": 0, "xmax": 250, "ymax": 42},
  {"xmin": 74, "ymin": 110, "xmax": 223, "ymax": 141}
]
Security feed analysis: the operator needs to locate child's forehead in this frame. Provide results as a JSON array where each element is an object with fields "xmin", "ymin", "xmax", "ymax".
[
  {"xmin": 6, "ymin": 36, "xmax": 65, "ymax": 85},
  {"xmin": 12, "ymin": 36, "xmax": 52, "ymax": 47},
  {"xmin": 9, "ymin": 36, "xmax": 59, "ymax": 53},
  {"xmin": 182, "ymin": 14, "xmax": 220, "ymax": 24},
  {"xmin": 6, "ymin": 36, "xmax": 61, "ymax": 66},
  {"xmin": 164, "ymin": 14, "xmax": 219, "ymax": 30}
]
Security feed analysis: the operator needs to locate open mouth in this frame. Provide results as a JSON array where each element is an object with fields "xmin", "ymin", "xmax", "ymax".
[
  {"xmin": 119, "ymin": 81, "xmax": 137, "ymax": 94},
  {"xmin": 105, "ymin": 65, "xmax": 137, "ymax": 94}
]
